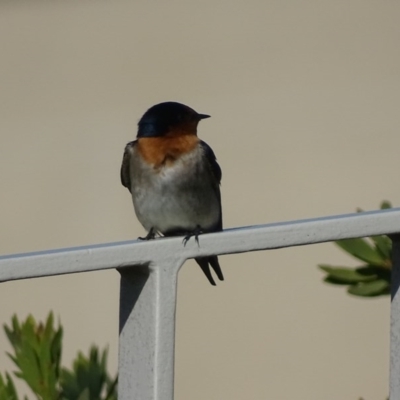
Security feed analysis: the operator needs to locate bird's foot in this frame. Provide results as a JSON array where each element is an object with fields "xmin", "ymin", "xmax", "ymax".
[
  {"xmin": 138, "ymin": 228, "xmax": 156, "ymax": 241},
  {"xmin": 182, "ymin": 226, "xmax": 203, "ymax": 246}
]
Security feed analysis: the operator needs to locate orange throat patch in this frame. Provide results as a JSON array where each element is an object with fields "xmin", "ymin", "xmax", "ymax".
[{"xmin": 137, "ymin": 133, "xmax": 200, "ymax": 168}]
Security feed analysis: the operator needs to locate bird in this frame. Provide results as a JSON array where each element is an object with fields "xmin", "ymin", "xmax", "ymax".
[{"xmin": 120, "ymin": 101, "xmax": 224, "ymax": 285}]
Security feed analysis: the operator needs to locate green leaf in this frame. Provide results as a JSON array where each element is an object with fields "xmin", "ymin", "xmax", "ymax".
[
  {"xmin": 0, "ymin": 372, "xmax": 19, "ymax": 400},
  {"xmin": 3, "ymin": 313, "xmax": 63, "ymax": 400},
  {"xmin": 104, "ymin": 376, "xmax": 118, "ymax": 400},
  {"xmin": 60, "ymin": 346, "xmax": 117, "ymax": 400},
  {"xmin": 381, "ymin": 200, "xmax": 392, "ymax": 209},
  {"xmin": 371, "ymin": 235, "xmax": 392, "ymax": 261},
  {"xmin": 319, "ymin": 265, "xmax": 377, "ymax": 284},
  {"xmin": 335, "ymin": 238, "xmax": 385, "ymax": 266},
  {"xmin": 348, "ymin": 279, "xmax": 389, "ymax": 297},
  {"xmin": 77, "ymin": 388, "xmax": 90, "ymax": 400},
  {"xmin": 356, "ymin": 265, "xmax": 390, "ymax": 281}
]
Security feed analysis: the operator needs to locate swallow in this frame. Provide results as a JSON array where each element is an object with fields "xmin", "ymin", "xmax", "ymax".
[{"xmin": 120, "ymin": 101, "xmax": 224, "ymax": 285}]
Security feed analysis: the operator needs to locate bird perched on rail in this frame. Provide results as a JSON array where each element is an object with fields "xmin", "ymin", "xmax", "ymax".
[{"xmin": 120, "ymin": 101, "xmax": 224, "ymax": 285}]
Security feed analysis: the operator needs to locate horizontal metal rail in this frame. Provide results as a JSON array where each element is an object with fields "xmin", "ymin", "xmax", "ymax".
[
  {"xmin": 1, "ymin": 208, "xmax": 400, "ymax": 281},
  {"xmin": 1, "ymin": 208, "xmax": 400, "ymax": 400}
]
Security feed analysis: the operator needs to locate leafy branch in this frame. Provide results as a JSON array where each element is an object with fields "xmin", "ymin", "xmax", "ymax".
[
  {"xmin": 319, "ymin": 201, "xmax": 392, "ymax": 297},
  {"xmin": 0, "ymin": 313, "xmax": 117, "ymax": 400}
]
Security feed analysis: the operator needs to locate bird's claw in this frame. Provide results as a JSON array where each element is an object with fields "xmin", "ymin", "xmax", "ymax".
[
  {"xmin": 182, "ymin": 226, "xmax": 203, "ymax": 246},
  {"xmin": 138, "ymin": 228, "xmax": 156, "ymax": 241}
]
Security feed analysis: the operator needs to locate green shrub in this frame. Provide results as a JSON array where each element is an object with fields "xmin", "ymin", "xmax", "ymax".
[{"xmin": 0, "ymin": 313, "xmax": 117, "ymax": 400}]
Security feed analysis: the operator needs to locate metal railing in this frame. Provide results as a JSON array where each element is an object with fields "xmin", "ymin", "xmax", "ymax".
[{"xmin": 1, "ymin": 208, "xmax": 400, "ymax": 400}]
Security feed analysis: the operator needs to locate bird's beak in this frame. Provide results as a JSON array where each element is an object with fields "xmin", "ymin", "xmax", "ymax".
[{"xmin": 198, "ymin": 113, "xmax": 211, "ymax": 120}]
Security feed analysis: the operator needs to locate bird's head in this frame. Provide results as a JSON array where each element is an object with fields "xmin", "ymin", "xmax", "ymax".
[{"xmin": 137, "ymin": 102, "xmax": 210, "ymax": 138}]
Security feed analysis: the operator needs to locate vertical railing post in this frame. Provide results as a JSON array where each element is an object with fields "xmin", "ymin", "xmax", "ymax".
[
  {"xmin": 118, "ymin": 258, "xmax": 182, "ymax": 400},
  {"xmin": 390, "ymin": 235, "xmax": 400, "ymax": 399}
]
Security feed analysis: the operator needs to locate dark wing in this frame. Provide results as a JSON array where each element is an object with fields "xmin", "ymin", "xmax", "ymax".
[
  {"xmin": 199, "ymin": 140, "xmax": 222, "ymax": 184},
  {"xmin": 120, "ymin": 141, "xmax": 136, "ymax": 193},
  {"xmin": 199, "ymin": 140, "xmax": 222, "ymax": 230}
]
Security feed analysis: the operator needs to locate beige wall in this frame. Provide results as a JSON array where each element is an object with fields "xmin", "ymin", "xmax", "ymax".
[{"xmin": 1, "ymin": 1, "xmax": 399, "ymax": 398}]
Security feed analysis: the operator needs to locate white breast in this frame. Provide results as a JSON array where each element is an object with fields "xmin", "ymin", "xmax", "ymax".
[{"xmin": 129, "ymin": 147, "xmax": 221, "ymax": 234}]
